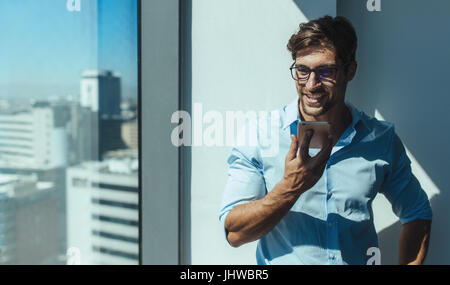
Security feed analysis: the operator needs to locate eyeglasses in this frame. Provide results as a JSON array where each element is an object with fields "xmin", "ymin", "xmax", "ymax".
[{"xmin": 290, "ymin": 62, "xmax": 348, "ymax": 83}]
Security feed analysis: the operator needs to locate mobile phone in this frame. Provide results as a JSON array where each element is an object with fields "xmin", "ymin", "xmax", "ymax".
[{"xmin": 297, "ymin": 121, "xmax": 331, "ymax": 149}]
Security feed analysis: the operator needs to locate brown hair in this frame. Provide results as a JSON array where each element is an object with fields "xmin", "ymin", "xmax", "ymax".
[{"xmin": 287, "ymin": 15, "xmax": 357, "ymax": 64}]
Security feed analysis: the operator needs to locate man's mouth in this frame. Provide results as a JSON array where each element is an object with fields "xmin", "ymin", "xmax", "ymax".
[{"xmin": 303, "ymin": 93, "xmax": 326, "ymax": 105}]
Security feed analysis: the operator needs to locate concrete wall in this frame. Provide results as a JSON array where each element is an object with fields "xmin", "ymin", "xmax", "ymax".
[
  {"xmin": 187, "ymin": 0, "xmax": 336, "ymax": 264},
  {"xmin": 337, "ymin": 0, "xmax": 450, "ymax": 264}
]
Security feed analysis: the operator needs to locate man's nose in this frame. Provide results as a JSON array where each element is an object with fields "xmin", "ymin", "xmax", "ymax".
[{"xmin": 305, "ymin": 71, "xmax": 321, "ymax": 90}]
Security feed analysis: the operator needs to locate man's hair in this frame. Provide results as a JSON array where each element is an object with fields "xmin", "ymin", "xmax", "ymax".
[{"xmin": 287, "ymin": 15, "xmax": 357, "ymax": 64}]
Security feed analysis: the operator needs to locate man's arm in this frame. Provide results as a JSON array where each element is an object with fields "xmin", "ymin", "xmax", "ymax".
[
  {"xmin": 225, "ymin": 132, "xmax": 333, "ymax": 247},
  {"xmin": 380, "ymin": 132, "xmax": 433, "ymax": 264},
  {"xmin": 225, "ymin": 179, "xmax": 301, "ymax": 247},
  {"xmin": 398, "ymin": 219, "xmax": 431, "ymax": 265}
]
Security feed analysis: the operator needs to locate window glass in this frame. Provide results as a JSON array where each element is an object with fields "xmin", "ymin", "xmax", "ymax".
[{"xmin": 0, "ymin": 0, "xmax": 139, "ymax": 265}]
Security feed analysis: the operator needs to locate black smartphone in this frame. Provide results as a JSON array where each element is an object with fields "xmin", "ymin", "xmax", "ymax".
[{"xmin": 297, "ymin": 121, "xmax": 331, "ymax": 149}]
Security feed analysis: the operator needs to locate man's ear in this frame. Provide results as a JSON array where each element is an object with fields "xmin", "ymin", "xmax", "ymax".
[{"xmin": 346, "ymin": 61, "xmax": 357, "ymax": 81}]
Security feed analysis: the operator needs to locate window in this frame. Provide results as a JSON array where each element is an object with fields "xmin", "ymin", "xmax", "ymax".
[{"xmin": 0, "ymin": 0, "xmax": 139, "ymax": 265}]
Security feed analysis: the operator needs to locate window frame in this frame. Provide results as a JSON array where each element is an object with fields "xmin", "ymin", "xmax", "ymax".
[{"xmin": 140, "ymin": 0, "xmax": 187, "ymax": 265}]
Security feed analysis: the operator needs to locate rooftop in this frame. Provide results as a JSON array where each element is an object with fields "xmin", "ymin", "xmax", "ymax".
[
  {"xmin": 72, "ymin": 151, "xmax": 138, "ymax": 175},
  {"xmin": 0, "ymin": 173, "xmax": 53, "ymax": 199},
  {"xmin": 81, "ymin": 70, "xmax": 121, "ymax": 78}
]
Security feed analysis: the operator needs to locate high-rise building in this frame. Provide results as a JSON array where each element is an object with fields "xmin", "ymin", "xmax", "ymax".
[
  {"xmin": 0, "ymin": 102, "xmax": 68, "ymax": 170},
  {"xmin": 66, "ymin": 152, "xmax": 138, "ymax": 265},
  {"xmin": 0, "ymin": 100, "xmax": 71, "ymax": 265},
  {"xmin": 78, "ymin": 70, "xmax": 126, "ymax": 161},
  {"xmin": 0, "ymin": 173, "xmax": 62, "ymax": 265},
  {"xmin": 68, "ymin": 103, "xmax": 100, "ymax": 164},
  {"xmin": 80, "ymin": 70, "xmax": 121, "ymax": 117}
]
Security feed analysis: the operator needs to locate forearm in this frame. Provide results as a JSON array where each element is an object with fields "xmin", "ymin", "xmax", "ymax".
[
  {"xmin": 225, "ymin": 180, "xmax": 301, "ymax": 247},
  {"xmin": 398, "ymin": 219, "xmax": 432, "ymax": 265}
]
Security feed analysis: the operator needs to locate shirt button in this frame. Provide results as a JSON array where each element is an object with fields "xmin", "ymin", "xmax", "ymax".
[
  {"xmin": 327, "ymin": 192, "xmax": 332, "ymax": 198},
  {"xmin": 328, "ymin": 222, "xmax": 333, "ymax": 227}
]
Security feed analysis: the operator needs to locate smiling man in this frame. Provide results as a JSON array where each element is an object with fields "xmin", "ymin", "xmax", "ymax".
[{"xmin": 219, "ymin": 16, "xmax": 432, "ymax": 265}]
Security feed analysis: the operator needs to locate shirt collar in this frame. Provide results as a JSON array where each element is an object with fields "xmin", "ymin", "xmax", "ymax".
[
  {"xmin": 345, "ymin": 99, "xmax": 370, "ymax": 132},
  {"xmin": 345, "ymin": 99, "xmax": 361, "ymax": 130},
  {"xmin": 281, "ymin": 97, "xmax": 300, "ymax": 130}
]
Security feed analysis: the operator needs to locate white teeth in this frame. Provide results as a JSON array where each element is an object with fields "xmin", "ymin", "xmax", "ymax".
[{"xmin": 304, "ymin": 94, "xmax": 323, "ymax": 98}]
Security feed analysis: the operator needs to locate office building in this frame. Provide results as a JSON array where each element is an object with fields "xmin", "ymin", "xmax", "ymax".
[
  {"xmin": 0, "ymin": 102, "xmax": 68, "ymax": 170},
  {"xmin": 80, "ymin": 70, "xmax": 121, "ymax": 117},
  {"xmin": 66, "ymin": 152, "xmax": 138, "ymax": 265},
  {"xmin": 78, "ymin": 70, "xmax": 126, "ymax": 161},
  {"xmin": 0, "ymin": 173, "xmax": 62, "ymax": 265}
]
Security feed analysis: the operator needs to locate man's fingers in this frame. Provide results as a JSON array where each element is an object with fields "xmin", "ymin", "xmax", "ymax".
[
  {"xmin": 299, "ymin": 129, "xmax": 314, "ymax": 161},
  {"xmin": 286, "ymin": 134, "xmax": 299, "ymax": 161}
]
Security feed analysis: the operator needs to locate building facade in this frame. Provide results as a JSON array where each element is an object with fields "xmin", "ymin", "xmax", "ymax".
[
  {"xmin": 80, "ymin": 70, "xmax": 121, "ymax": 117},
  {"xmin": 0, "ymin": 103, "xmax": 68, "ymax": 170},
  {"xmin": 0, "ymin": 173, "xmax": 62, "ymax": 265},
  {"xmin": 66, "ymin": 154, "xmax": 138, "ymax": 265}
]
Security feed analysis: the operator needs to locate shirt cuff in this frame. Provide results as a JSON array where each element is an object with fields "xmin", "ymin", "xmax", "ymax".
[{"xmin": 399, "ymin": 201, "xmax": 433, "ymax": 225}]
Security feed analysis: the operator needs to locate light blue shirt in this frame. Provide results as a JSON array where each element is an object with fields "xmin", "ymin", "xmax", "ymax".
[{"xmin": 219, "ymin": 97, "xmax": 432, "ymax": 265}]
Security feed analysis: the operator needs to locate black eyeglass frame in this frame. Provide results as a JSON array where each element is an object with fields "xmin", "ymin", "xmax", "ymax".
[{"xmin": 289, "ymin": 62, "xmax": 350, "ymax": 83}]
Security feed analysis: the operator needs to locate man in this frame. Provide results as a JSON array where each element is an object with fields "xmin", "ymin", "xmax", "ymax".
[{"xmin": 219, "ymin": 16, "xmax": 432, "ymax": 265}]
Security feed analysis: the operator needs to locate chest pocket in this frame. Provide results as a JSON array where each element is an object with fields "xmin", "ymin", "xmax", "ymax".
[{"xmin": 328, "ymin": 157, "xmax": 384, "ymax": 220}]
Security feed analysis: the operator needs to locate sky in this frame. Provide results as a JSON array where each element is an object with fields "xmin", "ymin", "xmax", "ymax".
[{"xmin": 0, "ymin": 0, "xmax": 138, "ymax": 100}]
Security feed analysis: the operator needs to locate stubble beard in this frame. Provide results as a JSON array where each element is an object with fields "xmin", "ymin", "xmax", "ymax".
[{"xmin": 299, "ymin": 93, "xmax": 333, "ymax": 118}]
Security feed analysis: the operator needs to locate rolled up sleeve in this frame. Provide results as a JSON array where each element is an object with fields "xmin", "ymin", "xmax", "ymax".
[
  {"xmin": 381, "ymin": 131, "xmax": 432, "ymax": 225},
  {"xmin": 219, "ymin": 146, "xmax": 267, "ymax": 241}
]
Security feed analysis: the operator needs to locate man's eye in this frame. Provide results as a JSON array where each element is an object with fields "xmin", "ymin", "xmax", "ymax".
[
  {"xmin": 318, "ymin": 68, "xmax": 334, "ymax": 77},
  {"xmin": 297, "ymin": 68, "xmax": 310, "ymax": 76}
]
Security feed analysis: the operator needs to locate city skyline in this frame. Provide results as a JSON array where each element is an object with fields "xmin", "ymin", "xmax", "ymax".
[
  {"xmin": 0, "ymin": 60, "xmax": 139, "ymax": 265},
  {"xmin": 0, "ymin": 0, "xmax": 139, "ymax": 264}
]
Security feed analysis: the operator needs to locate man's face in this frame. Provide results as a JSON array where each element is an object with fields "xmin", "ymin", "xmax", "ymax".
[{"xmin": 294, "ymin": 46, "xmax": 353, "ymax": 118}]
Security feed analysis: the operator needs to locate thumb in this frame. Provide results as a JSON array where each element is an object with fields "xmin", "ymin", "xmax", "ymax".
[{"xmin": 286, "ymin": 134, "xmax": 298, "ymax": 161}]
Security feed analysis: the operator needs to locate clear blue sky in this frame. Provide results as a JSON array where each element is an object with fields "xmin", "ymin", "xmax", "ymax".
[{"xmin": 0, "ymin": 0, "xmax": 138, "ymax": 100}]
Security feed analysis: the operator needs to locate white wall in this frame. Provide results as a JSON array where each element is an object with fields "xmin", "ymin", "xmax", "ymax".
[
  {"xmin": 338, "ymin": 0, "xmax": 450, "ymax": 264},
  {"xmin": 188, "ymin": 0, "xmax": 336, "ymax": 265}
]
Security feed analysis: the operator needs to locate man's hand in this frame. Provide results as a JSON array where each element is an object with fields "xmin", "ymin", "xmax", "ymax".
[
  {"xmin": 280, "ymin": 130, "xmax": 334, "ymax": 195},
  {"xmin": 225, "ymin": 129, "xmax": 333, "ymax": 248}
]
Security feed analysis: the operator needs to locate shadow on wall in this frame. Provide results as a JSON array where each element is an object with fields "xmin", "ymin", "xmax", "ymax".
[
  {"xmin": 336, "ymin": 0, "xmax": 450, "ymax": 264},
  {"xmin": 180, "ymin": 0, "xmax": 192, "ymax": 265}
]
